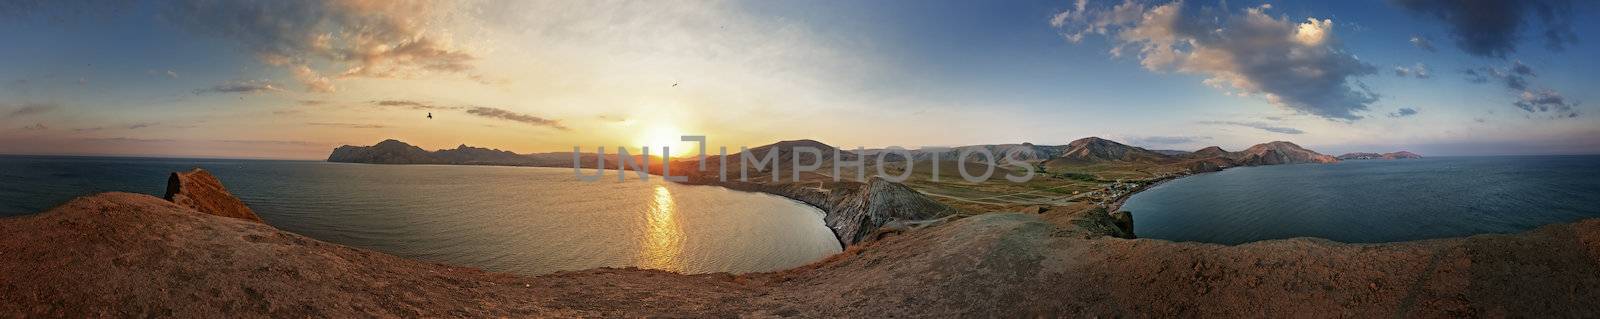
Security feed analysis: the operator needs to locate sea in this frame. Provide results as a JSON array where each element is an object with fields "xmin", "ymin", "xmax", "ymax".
[
  {"xmin": 1122, "ymin": 155, "xmax": 1600, "ymax": 245},
  {"xmin": 0, "ymin": 155, "xmax": 841, "ymax": 275}
]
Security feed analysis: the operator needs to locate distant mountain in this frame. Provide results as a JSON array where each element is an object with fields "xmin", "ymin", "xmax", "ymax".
[
  {"xmin": 1337, "ymin": 152, "xmax": 1382, "ymax": 160},
  {"xmin": 1338, "ymin": 151, "xmax": 1423, "ymax": 160},
  {"xmin": 697, "ymin": 139, "xmax": 862, "ymax": 182},
  {"xmin": 1230, "ymin": 141, "xmax": 1340, "ymax": 165},
  {"xmin": 1384, "ymin": 151, "xmax": 1423, "ymax": 159},
  {"xmin": 330, "ymin": 137, "xmax": 1347, "ymax": 181},
  {"xmin": 1151, "ymin": 149, "xmax": 1192, "ymax": 156},
  {"xmin": 1188, "ymin": 146, "xmax": 1229, "ymax": 159},
  {"xmin": 1056, "ymin": 137, "xmax": 1171, "ymax": 163},
  {"xmin": 328, "ymin": 139, "xmax": 651, "ymax": 168},
  {"xmin": 902, "ymin": 143, "xmax": 1066, "ymax": 164},
  {"xmin": 328, "ymin": 139, "xmax": 444, "ymax": 164}
]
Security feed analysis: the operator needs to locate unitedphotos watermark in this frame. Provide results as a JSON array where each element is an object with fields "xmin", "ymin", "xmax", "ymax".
[{"xmin": 574, "ymin": 135, "xmax": 1036, "ymax": 183}]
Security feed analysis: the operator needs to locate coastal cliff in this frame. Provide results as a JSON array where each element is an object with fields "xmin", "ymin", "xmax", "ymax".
[
  {"xmin": 688, "ymin": 176, "xmax": 957, "ymax": 247},
  {"xmin": 3, "ymin": 173, "xmax": 1599, "ymax": 317}
]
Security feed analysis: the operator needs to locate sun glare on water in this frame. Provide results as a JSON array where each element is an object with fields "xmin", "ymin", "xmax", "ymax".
[{"xmin": 640, "ymin": 184, "xmax": 683, "ymax": 271}]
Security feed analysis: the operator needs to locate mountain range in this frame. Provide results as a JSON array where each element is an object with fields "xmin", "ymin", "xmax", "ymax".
[{"xmin": 328, "ymin": 137, "xmax": 1354, "ymax": 179}]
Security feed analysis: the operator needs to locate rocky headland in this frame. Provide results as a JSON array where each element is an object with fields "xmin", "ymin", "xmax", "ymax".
[
  {"xmin": 3, "ymin": 170, "xmax": 1599, "ymax": 316},
  {"xmin": 1338, "ymin": 151, "xmax": 1425, "ymax": 160}
]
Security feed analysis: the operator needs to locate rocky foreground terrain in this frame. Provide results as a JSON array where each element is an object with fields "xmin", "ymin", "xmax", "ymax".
[{"xmin": 3, "ymin": 170, "xmax": 1599, "ymax": 317}]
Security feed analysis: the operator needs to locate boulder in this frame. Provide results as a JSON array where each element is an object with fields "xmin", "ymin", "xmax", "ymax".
[{"xmin": 163, "ymin": 168, "xmax": 264, "ymax": 223}]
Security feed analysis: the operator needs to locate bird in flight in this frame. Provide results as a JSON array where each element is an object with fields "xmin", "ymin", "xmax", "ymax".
[
  {"xmin": 672, "ymin": 83, "xmax": 678, "ymax": 87},
  {"xmin": 427, "ymin": 112, "xmax": 433, "ymax": 119}
]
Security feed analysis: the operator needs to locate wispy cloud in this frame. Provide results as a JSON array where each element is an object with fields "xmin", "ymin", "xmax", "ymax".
[
  {"xmin": 192, "ymin": 79, "xmax": 284, "ymax": 95},
  {"xmin": 1199, "ymin": 121, "xmax": 1305, "ymax": 134},
  {"xmin": 74, "ymin": 122, "xmax": 159, "ymax": 132},
  {"xmin": 1389, "ymin": 108, "xmax": 1419, "ymax": 118},
  {"xmin": 464, "ymin": 107, "xmax": 567, "ymax": 130},
  {"xmin": 1126, "ymin": 135, "xmax": 1211, "ymax": 146},
  {"xmin": 4, "ymin": 102, "xmax": 58, "ymax": 118},
  {"xmin": 370, "ymin": 100, "xmax": 460, "ymax": 110},
  {"xmin": 1393, "ymin": 63, "xmax": 1431, "ymax": 79},
  {"xmin": 307, "ymin": 122, "xmax": 387, "ymax": 129},
  {"xmin": 1054, "ymin": 2, "xmax": 1378, "ymax": 120},
  {"xmin": 1409, "ymin": 35, "xmax": 1436, "ymax": 52}
]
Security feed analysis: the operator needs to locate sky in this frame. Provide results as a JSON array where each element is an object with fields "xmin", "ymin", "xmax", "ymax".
[{"xmin": 1, "ymin": 0, "xmax": 1597, "ymax": 159}]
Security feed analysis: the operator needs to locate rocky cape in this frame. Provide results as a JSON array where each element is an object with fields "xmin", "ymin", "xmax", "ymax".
[
  {"xmin": 1338, "ymin": 151, "xmax": 1425, "ymax": 160},
  {"xmin": 4, "ymin": 171, "xmax": 1600, "ymax": 316}
]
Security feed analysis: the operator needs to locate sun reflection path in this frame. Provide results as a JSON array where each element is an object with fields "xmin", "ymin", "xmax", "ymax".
[{"xmin": 641, "ymin": 184, "xmax": 684, "ymax": 271}]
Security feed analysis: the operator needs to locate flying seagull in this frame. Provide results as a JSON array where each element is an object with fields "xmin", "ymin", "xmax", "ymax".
[
  {"xmin": 427, "ymin": 112, "xmax": 433, "ymax": 119},
  {"xmin": 672, "ymin": 83, "xmax": 678, "ymax": 87}
]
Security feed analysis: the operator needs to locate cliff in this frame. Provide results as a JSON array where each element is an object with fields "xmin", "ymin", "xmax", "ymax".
[{"xmin": 689, "ymin": 176, "xmax": 957, "ymax": 247}]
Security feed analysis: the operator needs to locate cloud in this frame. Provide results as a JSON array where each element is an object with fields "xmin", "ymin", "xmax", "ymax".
[
  {"xmin": 1389, "ymin": 107, "xmax": 1419, "ymax": 117},
  {"xmin": 464, "ymin": 106, "xmax": 567, "ymax": 130},
  {"xmin": 1393, "ymin": 63, "xmax": 1431, "ymax": 79},
  {"xmin": 21, "ymin": 123, "xmax": 48, "ymax": 131},
  {"xmin": 163, "ymin": 0, "xmax": 475, "ymax": 92},
  {"xmin": 1393, "ymin": 0, "xmax": 1578, "ymax": 58},
  {"xmin": 370, "ymin": 100, "xmax": 459, "ymax": 110},
  {"xmin": 1126, "ymin": 135, "xmax": 1211, "ymax": 146},
  {"xmin": 1199, "ymin": 120, "xmax": 1305, "ymax": 134},
  {"xmin": 75, "ymin": 122, "xmax": 159, "ymax": 132},
  {"xmin": 1464, "ymin": 61, "xmax": 1534, "ymax": 90},
  {"xmin": 4, "ymin": 102, "xmax": 58, "ymax": 118},
  {"xmin": 1054, "ymin": 1, "xmax": 1379, "ymax": 120},
  {"xmin": 1514, "ymin": 90, "xmax": 1578, "ymax": 116},
  {"xmin": 192, "ymin": 79, "xmax": 285, "ymax": 95},
  {"xmin": 1409, "ymin": 35, "xmax": 1436, "ymax": 52},
  {"xmin": 307, "ymin": 122, "xmax": 386, "ymax": 129},
  {"xmin": 1463, "ymin": 61, "xmax": 1578, "ymax": 117}
]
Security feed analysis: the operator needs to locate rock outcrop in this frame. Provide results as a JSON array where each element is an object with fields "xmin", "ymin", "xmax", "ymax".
[{"xmin": 163, "ymin": 169, "xmax": 264, "ymax": 223}]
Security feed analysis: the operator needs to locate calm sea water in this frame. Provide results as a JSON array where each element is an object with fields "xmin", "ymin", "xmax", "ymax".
[
  {"xmin": 1123, "ymin": 156, "xmax": 1600, "ymax": 244},
  {"xmin": 0, "ymin": 155, "xmax": 840, "ymax": 275}
]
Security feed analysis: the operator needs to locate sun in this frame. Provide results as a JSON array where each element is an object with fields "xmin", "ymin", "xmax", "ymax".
[{"xmin": 634, "ymin": 125, "xmax": 694, "ymax": 158}]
